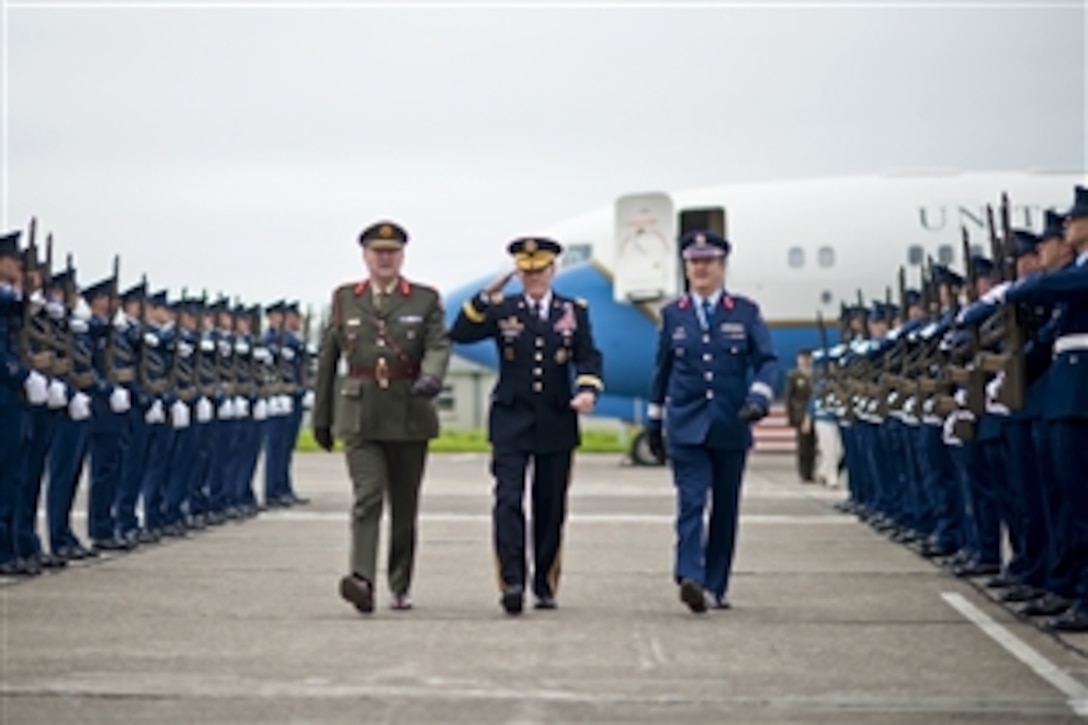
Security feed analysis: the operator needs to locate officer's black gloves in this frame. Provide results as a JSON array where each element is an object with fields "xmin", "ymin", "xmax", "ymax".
[
  {"xmin": 411, "ymin": 374, "xmax": 442, "ymax": 398},
  {"xmin": 314, "ymin": 426, "xmax": 334, "ymax": 452},
  {"xmin": 737, "ymin": 402, "xmax": 768, "ymax": 424},
  {"xmin": 646, "ymin": 422, "xmax": 666, "ymax": 462}
]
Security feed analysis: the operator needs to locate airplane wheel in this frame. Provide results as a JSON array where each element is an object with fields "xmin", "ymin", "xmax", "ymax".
[{"xmin": 630, "ymin": 430, "xmax": 665, "ymax": 466}]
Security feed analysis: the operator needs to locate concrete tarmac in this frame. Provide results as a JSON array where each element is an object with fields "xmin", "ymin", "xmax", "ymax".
[{"xmin": 3, "ymin": 452, "xmax": 1088, "ymax": 723}]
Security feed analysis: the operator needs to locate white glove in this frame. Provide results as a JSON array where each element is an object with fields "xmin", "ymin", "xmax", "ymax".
[
  {"xmin": 143, "ymin": 332, "xmax": 159, "ymax": 348},
  {"xmin": 145, "ymin": 399, "xmax": 166, "ymax": 425},
  {"xmin": 218, "ymin": 397, "xmax": 235, "ymax": 420},
  {"xmin": 234, "ymin": 341, "xmax": 250, "ymax": 355},
  {"xmin": 253, "ymin": 398, "xmax": 268, "ymax": 421},
  {"xmin": 282, "ymin": 394, "xmax": 294, "ymax": 414},
  {"xmin": 68, "ymin": 392, "xmax": 91, "ymax": 421},
  {"xmin": 302, "ymin": 390, "xmax": 314, "ymax": 410},
  {"xmin": 171, "ymin": 400, "xmax": 190, "ymax": 429},
  {"xmin": 282, "ymin": 347, "xmax": 296, "ymax": 361},
  {"xmin": 986, "ymin": 373, "xmax": 1005, "ymax": 402},
  {"xmin": 200, "ymin": 339, "xmax": 215, "ymax": 353},
  {"xmin": 196, "ymin": 396, "xmax": 213, "ymax": 423},
  {"xmin": 45, "ymin": 300, "xmax": 66, "ymax": 320},
  {"xmin": 47, "ymin": 378, "xmax": 68, "ymax": 409},
  {"xmin": 113, "ymin": 310, "xmax": 129, "ymax": 330},
  {"xmin": 24, "ymin": 370, "xmax": 49, "ymax": 406},
  {"xmin": 923, "ymin": 398, "xmax": 936, "ymax": 415},
  {"xmin": 903, "ymin": 398, "xmax": 917, "ymax": 416},
  {"xmin": 69, "ymin": 317, "xmax": 89, "ymax": 334},
  {"xmin": 234, "ymin": 396, "xmax": 249, "ymax": 418},
  {"xmin": 109, "ymin": 386, "xmax": 131, "ymax": 413},
  {"xmin": 28, "ymin": 289, "xmax": 47, "ymax": 315},
  {"xmin": 176, "ymin": 341, "xmax": 194, "ymax": 358},
  {"xmin": 980, "ymin": 281, "xmax": 1012, "ymax": 306},
  {"xmin": 252, "ymin": 347, "xmax": 271, "ymax": 363},
  {"xmin": 954, "ymin": 389, "xmax": 968, "ymax": 408}
]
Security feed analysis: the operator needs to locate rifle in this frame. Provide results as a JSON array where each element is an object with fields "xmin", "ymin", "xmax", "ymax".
[
  {"xmin": 138, "ymin": 274, "xmax": 149, "ymax": 392},
  {"xmin": 974, "ymin": 195, "xmax": 1026, "ymax": 411},
  {"xmin": 103, "ymin": 255, "xmax": 124, "ymax": 385}
]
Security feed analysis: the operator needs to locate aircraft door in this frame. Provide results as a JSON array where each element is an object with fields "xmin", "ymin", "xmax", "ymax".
[
  {"xmin": 677, "ymin": 207, "xmax": 727, "ymax": 293},
  {"xmin": 613, "ymin": 192, "xmax": 678, "ymax": 304}
]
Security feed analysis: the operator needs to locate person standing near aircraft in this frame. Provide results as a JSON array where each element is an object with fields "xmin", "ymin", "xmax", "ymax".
[
  {"xmin": 785, "ymin": 348, "xmax": 816, "ymax": 482},
  {"xmin": 449, "ymin": 237, "xmax": 604, "ymax": 615},
  {"xmin": 645, "ymin": 230, "xmax": 778, "ymax": 613},
  {"xmin": 311, "ymin": 221, "xmax": 452, "ymax": 615}
]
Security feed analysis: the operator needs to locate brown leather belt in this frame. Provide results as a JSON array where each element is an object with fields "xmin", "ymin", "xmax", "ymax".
[{"xmin": 348, "ymin": 364, "xmax": 419, "ymax": 380}]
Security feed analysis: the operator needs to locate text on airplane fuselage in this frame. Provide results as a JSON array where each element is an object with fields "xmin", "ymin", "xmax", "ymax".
[{"xmin": 918, "ymin": 204, "xmax": 1059, "ymax": 233}]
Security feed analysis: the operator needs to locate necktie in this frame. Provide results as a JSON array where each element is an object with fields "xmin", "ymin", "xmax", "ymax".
[
  {"xmin": 529, "ymin": 299, "xmax": 541, "ymax": 320},
  {"xmin": 701, "ymin": 298, "xmax": 713, "ymax": 330},
  {"xmin": 374, "ymin": 291, "xmax": 385, "ymax": 311}
]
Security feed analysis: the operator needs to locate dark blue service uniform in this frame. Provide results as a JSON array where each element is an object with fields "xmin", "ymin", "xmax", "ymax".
[{"xmin": 450, "ymin": 236, "xmax": 604, "ymax": 612}]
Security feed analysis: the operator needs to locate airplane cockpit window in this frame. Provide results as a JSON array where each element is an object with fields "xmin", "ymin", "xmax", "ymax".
[
  {"xmin": 788, "ymin": 247, "xmax": 805, "ymax": 268},
  {"xmin": 938, "ymin": 244, "xmax": 954, "ymax": 265},
  {"xmin": 561, "ymin": 243, "xmax": 592, "ymax": 268},
  {"xmin": 908, "ymin": 245, "xmax": 924, "ymax": 266},
  {"xmin": 818, "ymin": 247, "xmax": 835, "ymax": 268}
]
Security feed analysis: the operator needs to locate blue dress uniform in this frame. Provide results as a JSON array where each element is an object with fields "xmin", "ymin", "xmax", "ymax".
[
  {"xmin": 47, "ymin": 303, "xmax": 99, "ymax": 561},
  {"xmin": 86, "ymin": 277, "xmax": 137, "ymax": 551},
  {"xmin": 113, "ymin": 283, "xmax": 151, "ymax": 545},
  {"xmin": 162, "ymin": 298, "xmax": 200, "ymax": 533},
  {"xmin": 450, "ymin": 236, "xmax": 604, "ymax": 614},
  {"xmin": 0, "ymin": 230, "xmax": 29, "ymax": 575},
  {"xmin": 646, "ymin": 230, "xmax": 778, "ymax": 613},
  {"xmin": 140, "ymin": 293, "xmax": 177, "ymax": 535},
  {"xmin": 996, "ymin": 185, "xmax": 1088, "ymax": 630},
  {"xmin": 13, "ymin": 275, "xmax": 71, "ymax": 573}
]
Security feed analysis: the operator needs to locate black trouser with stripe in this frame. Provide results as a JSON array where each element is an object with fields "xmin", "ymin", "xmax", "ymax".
[{"xmin": 491, "ymin": 447, "xmax": 572, "ymax": 599}]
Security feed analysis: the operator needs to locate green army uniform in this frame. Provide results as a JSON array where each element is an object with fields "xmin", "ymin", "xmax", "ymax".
[{"xmin": 312, "ymin": 221, "xmax": 451, "ymax": 610}]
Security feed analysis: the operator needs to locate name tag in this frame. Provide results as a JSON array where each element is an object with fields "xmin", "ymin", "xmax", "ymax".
[
  {"xmin": 346, "ymin": 318, "xmax": 361, "ymax": 327},
  {"xmin": 398, "ymin": 314, "xmax": 422, "ymax": 324}
]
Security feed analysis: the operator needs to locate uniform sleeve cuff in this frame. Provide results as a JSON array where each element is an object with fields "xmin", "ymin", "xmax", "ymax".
[
  {"xmin": 749, "ymin": 382, "xmax": 773, "ymax": 406},
  {"xmin": 576, "ymin": 375, "xmax": 604, "ymax": 393},
  {"xmin": 461, "ymin": 297, "xmax": 487, "ymax": 323}
]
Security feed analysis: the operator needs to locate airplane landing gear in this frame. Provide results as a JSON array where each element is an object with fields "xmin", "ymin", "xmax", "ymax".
[{"xmin": 630, "ymin": 428, "xmax": 666, "ymax": 466}]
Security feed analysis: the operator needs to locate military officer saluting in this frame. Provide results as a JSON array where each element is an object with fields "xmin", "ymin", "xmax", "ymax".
[
  {"xmin": 450, "ymin": 236, "xmax": 604, "ymax": 615},
  {"xmin": 312, "ymin": 221, "xmax": 451, "ymax": 615},
  {"xmin": 646, "ymin": 230, "xmax": 778, "ymax": 613}
]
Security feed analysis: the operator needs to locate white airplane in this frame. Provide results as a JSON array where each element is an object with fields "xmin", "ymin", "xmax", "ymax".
[{"xmin": 443, "ymin": 169, "xmax": 1087, "ymax": 463}]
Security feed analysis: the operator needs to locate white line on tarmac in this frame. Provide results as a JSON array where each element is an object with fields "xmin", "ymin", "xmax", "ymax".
[
  {"xmin": 941, "ymin": 591, "xmax": 1088, "ymax": 718},
  {"xmin": 254, "ymin": 511, "xmax": 854, "ymax": 525}
]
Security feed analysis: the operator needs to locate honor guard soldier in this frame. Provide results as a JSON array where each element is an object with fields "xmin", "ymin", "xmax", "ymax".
[
  {"xmin": 645, "ymin": 230, "xmax": 778, "ymax": 613},
  {"xmin": 312, "ymin": 220, "xmax": 451, "ymax": 614},
  {"xmin": 450, "ymin": 236, "xmax": 604, "ymax": 615},
  {"xmin": 0, "ymin": 230, "xmax": 33, "ymax": 575},
  {"xmin": 985, "ymin": 185, "xmax": 1088, "ymax": 630}
]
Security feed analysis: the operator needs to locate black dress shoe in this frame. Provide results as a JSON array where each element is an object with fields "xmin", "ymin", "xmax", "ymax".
[
  {"xmin": 339, "ymin": 574, "xmax": 374, "ymax": 614},
  {"xmin": 1020, "ymin": 594, "xmax": 1071, "ymax": 617},
  {"xmin": 953, "ymin": 562, "xmax": 1001, "ymax": 578},
  {"xmin": 1001, "ymin": 585, "xmax": 1043, "ymax": 603},
  {"xmin": 679, "ymin": 578, "xmax": 707, "ymax": 614},
  {"xmin": 38, "ymin": 552, "xmax": 68, "ymax": 569},
  {"xmin": 288, "ymin": 493, "xmax": 310, "ymax": 506},
  {"xmin": 501, "ymin": 585, "xmax": 524, "ymax": 615},
  {"xmin": 986, "ymin": 574, "xmax": 1016, "ymax": 589},
  {"xmin": 15, "ymin": 558, "xmax": 42, "ymax": 576},
  {"xmin": 0, "ymin": 561, "xmax": 20, "ymax": 576},
  {"xmin": 534, "ymin": 595, "xmax": 557, "ymax": 610},
  {"xmin": 93, "ymin": 537, "xmax": 125, "ymax": 552},
  {"xmin": 1045, "ymin": 608, "xmax": 1088, "ymax": 632}
]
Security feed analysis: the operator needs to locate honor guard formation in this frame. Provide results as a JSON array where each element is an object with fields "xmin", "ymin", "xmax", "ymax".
[
  {"xmin": 812, "ymin": 183, "xmax": 1088, "ymax": 632},
  {"xmin": 0, "ymin": 221, "xmax": 316, "ymax": 577}
]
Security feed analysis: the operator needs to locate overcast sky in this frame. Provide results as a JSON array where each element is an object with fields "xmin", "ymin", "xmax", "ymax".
[{"xmin": 2, "ymin": 1, "xmax": 1084, "ymax": 313}]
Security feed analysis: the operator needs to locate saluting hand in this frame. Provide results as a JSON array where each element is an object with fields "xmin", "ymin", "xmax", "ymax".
[
  {"xmin": 484, "ymin": 268, "xmax": 517, "ymax": 298},
  {"xmin": 570, "ymin": 391, "xmax": 595, "ymax": 414}
]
